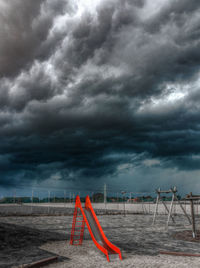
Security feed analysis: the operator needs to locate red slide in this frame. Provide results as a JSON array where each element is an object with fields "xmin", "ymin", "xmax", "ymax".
[{"xmin": 70, "ymin": 195, "xmax": 122, "ymax": 262}]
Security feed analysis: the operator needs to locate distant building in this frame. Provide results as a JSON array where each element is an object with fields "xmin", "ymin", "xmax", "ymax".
[
  {"xmin": 92, "ymin": 193, "xmax": 104, "ymax": 202},
  {"xmin": 127, "ymin": 198, "xmax": 135, "ymax": 203}
]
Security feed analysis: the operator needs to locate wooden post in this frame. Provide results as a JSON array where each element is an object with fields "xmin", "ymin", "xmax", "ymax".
[
  {"xmin": 161, "ymin": 199, "xmax": 175, "ymax": 223},
  {"xmin": 166, "ymin": 192, "xmax": 175, "ymax": 228},
  {"xmin": 153, "ymin": 186, "xmax": 192, "ymax": 228},
  {"xmin": 153, "ymin": 190, "xmax": 160, "ymax": 225},
  {"xmin": 190, "ymin": 198, "xmax": 196, "ymax": 238},
  {"xmin": 185, "ymin": 192, "xmax": 200, "ymax": 238}
]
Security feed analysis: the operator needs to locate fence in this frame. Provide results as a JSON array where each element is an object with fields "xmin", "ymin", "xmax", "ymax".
[
  {"xmin": 0, "ymin": 198, "xmax": 199, "ymax": 218},
  {"xmin": 0, "ymin": 186, "xmax": 200, "ymax": 217}
]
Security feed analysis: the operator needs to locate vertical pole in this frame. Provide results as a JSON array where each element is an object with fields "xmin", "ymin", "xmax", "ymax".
[
  {"xmin": 153, "ymin": 190, "xmax": 160, "ymax": 225},
  {"xmin": 70, "ymin": 192, "xmax": 71, "ymax": 203},
  {"xmin": 13, "ymin": 189, "xmax": 16, "ymax": 204},
  {"xmin": 117, "ymin": 192, "xmax": 119, "ymax": 210},
  {"xmin": 141, "ymin": 196, "xmax": 144, "ymax": 214},
  {"xmin": 166, "ymin": 192, "xmax": 175, "ymax": 228},
  {"xmin": 124, "ymin": 193, "xmax": 126, "ymax": 217},
  {"xmin": 121, "ymin": 191, "xmax": 126, "ymax": 217},
  {"xmin": 174, "ymin": 198, "xmax": 176, "ymax": 215},
  {"xmin": 190, "ymin": 198, "xmax": 196, "ymax": 238},
  {"xmin": 196, "ymin": 200, "xmax": 198, "ymax": 215},
  {"xmin": 48, "ymin": 190, "xmax": 51, "ymax": 202},
  {"xmin": 48, "ymin": 190, "xmax": 50, "ymax": 214},
  {"xmin": 64, "ymin": 190, "xmax": 66, "ymax": 207},
  {"xmin": 31, "ymin": 189, "xmax": 34, "ymax": 213},
  {"xmin": 130, "ymin": 192, "xmax": 131, "ymax": 202},
  {"xmin": 104, "ymin": 184, "xmax": 107, "ymax": 204},
  {"xmin": 104, "ymin": 184, "xmax": 107, "ymax": 211}
]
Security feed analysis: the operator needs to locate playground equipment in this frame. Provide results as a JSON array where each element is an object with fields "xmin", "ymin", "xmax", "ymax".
[
  {"xmin": 186, "ymin": 192, "xmax": 200, "ymax": 238},
  {"xmin": 153, "ymin": 187, "xmax": 191, "ymax": 228},
  {"xmin": 70, "ymin": 195, "xmax": 122, "ymax": 262}
]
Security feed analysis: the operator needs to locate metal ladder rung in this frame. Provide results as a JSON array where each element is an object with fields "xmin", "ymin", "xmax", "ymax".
[{"xmin": 70, "ymin": 201, "xmax": 85, "ymax": 247}]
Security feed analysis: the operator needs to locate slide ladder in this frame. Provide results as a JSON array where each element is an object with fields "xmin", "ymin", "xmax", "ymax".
[
  {"xmin": 70, "ymin": 206, "xmax": 85, "ymax": 245},
  {"xmin": 70, "ymin": 195, "xmax": 122, "ymax": 262}
]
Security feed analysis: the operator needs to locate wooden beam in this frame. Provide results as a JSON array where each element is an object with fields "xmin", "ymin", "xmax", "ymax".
[
  {"xmin": 20, "ymin": 256, "xmax": 58, "ymax": 268},
  {"xmin": 186, "ymin": 197, "xmax": 200, "ymax": 200},
  {"xmin": 157, "ymin": 190, "xmax": 172, "ymax": 194}
]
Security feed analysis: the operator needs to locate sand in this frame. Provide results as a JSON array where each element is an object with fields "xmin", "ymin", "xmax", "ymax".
[
  {"xmin": 41, "ymin": 240, "xmax": 200, "ymax": 268},
  {"xmin": 0, "ymin": 213, "xmax": 200, "ymax": 267}
]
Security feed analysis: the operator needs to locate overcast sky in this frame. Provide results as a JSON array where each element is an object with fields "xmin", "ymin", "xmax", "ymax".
[{"xmin": 1, "ymin": 0, "xmax": 200, "ymax": 196}]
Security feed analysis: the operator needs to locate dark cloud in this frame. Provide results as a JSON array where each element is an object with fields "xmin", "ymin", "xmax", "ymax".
[
  {"xmin": 0, "ymin": 0, "xmax": 200, "ymax": 190},
  {"xmin": 0, "ymin": 0, "xmax": 70, "ymax": 77}
]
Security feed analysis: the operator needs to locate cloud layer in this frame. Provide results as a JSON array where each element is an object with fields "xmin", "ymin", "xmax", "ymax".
[{"xmin": 1, "ymin": 0, "xmax": 200, "ymax": 191}]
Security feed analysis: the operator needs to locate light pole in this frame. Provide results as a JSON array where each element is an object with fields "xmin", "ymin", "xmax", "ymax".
[
  {"xmin": 104, "ymin": 184, "xmax": 107, "ymax": 204},
  {"xmin": 48, "ymin": 190, "xmax": 51, "ymax": 214},
  {"xmin": 13, "ymin": 189, "xmax": 16, "ymax": 204},
  {"xmin": 64, "ymin": 190, "xmax": 66, "ymax": 207},
  {"xmin": 121, "ymin": 191, "xmax": 126, "ymax": 217},
  {"xmin": 31, "ymin": 189, "xmax": 34, "ymax": 213}
]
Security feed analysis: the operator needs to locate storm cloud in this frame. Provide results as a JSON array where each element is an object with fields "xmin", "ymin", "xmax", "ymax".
[{"xmin": 1, "ymin": 0, "xmax": 200, "ymax": 192}]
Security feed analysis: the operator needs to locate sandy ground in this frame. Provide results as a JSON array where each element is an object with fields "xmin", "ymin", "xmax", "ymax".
[
  {"xmin": 0, "ymin": 201, "xmax": 194, "ymax": 216},
  {"xmin": 0, "ymin": 214, "xmax": 200, "ymax": 267},
  {"xmin": 41, "ymin": 240, "xmax": 200, "ymax": 268}
]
